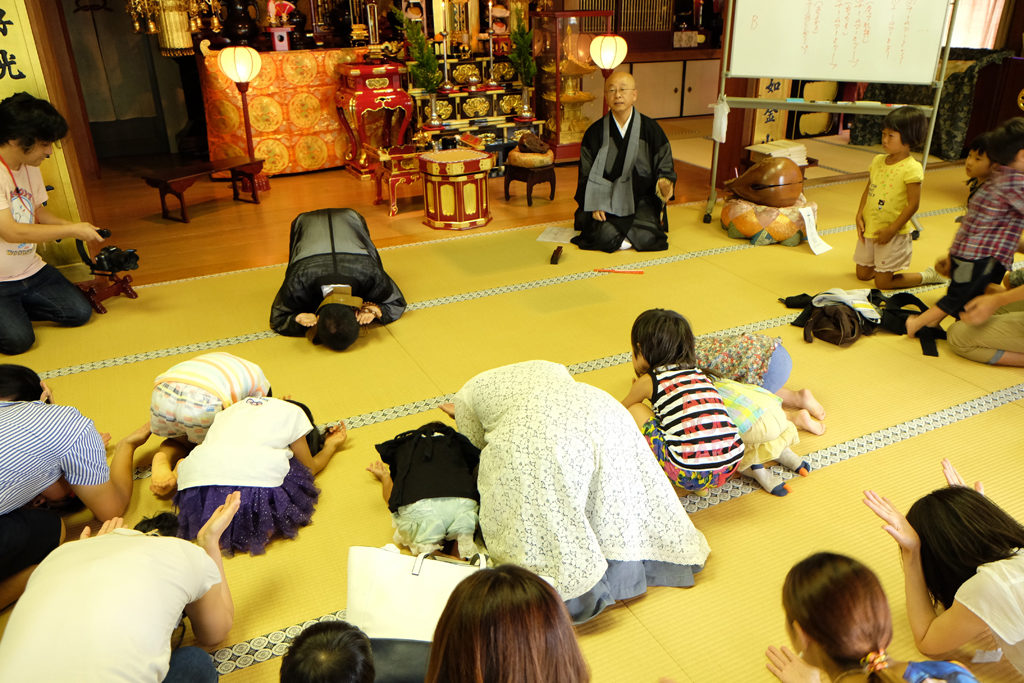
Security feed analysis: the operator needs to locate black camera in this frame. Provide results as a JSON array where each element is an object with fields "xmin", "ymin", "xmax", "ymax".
[{"xmin": 76, "ymin": 229, "xmax": 139, "ymax": 274}]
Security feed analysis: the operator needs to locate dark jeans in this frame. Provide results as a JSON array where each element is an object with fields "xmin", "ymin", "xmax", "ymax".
[
  {"xmin": 0, "ymin": 264, "xmax": 92, "ymax": 355},
  {"xmin": 163, "ymin": 646, "xmax": 218, "ymax": 682}
]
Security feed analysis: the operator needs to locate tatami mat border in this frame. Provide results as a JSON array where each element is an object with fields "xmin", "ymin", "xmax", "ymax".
[
  {"xmin": 206, "ymin": 378, "xmax": 1024, "ymax": 676},
  {"xmin": 212, "ymin": 610, "xmax": 348, "ymax": 675}
]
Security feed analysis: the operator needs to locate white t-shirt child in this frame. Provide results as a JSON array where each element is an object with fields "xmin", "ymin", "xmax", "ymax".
[{"xmin": 176, "ymin": 397, "xmax": 313, "ymax": 489}]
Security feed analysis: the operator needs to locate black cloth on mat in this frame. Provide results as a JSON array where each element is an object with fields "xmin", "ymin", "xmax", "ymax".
[{"xmin": 375, "ymin": 422, "xmax": 480, "ymax": 513}]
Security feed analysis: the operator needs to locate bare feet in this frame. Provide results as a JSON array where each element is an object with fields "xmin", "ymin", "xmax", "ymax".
[
  {"xmin": 149, "ymin": 447, "xmax": 178, "ymax": 497},
  {"xmin": 149, "ymin": 467, "xmax": 178, "ymax": 497},
  {"xmin": 439, "ymin": 402, "xmax": 455, "ymax": 418},
  {"xmin": 777, "ymin": 387, "xmax": 825, "ymax": 420},
  {"xmin": 791, "ymin": 409, "xmax": 826, "ymax": 436}
]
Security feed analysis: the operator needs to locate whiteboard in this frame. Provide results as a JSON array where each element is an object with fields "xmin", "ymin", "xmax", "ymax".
[{"xmin": 727, "ymin": 0, "xmax": 950, "ymax": 85}]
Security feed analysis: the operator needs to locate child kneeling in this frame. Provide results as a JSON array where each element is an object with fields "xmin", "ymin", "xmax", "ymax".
[
  {"xmin": 367, "ymin": 421, "xmax": 481, "ymax": 559},
  {"xmin": 622, "ymin": 309, "xmax": 745, "ymax": 494},
  {"xmin": 162, "ymin": 397, "xmax": 347, "ymax": 555}
]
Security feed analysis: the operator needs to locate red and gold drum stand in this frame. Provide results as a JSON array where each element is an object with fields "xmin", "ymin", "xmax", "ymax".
[{"xmin": 419, "ymin": 149, "xmax": 494, "ymax": 230}]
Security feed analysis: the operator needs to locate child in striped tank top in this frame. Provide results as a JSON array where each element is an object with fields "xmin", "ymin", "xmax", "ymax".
[{"xmin": 623, "ymin": 309, "xmax": 811, "ymax": 497}]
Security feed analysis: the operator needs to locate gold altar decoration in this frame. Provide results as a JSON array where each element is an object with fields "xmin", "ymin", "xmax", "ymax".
[
  {"xmin": 127, "ymin": 0, "xmax": 223, "ymax": 54},
  {"xmin": 453, "ymin": 63, "xmax": 482, "ymax": 84},
  {"xmin": 435, "ymin": 100, "xmax": 454, "ymax": 120},
  {"xmin": 365, "ymin": 77, "xmax": 390, "ymax": 89},
  {"xmin": 462, "ymin": 97, "xmax": 489, "ymax": 117},
  {"xmin": 499, "ymin": 94, "xmax": 522, "ymax": 114}
]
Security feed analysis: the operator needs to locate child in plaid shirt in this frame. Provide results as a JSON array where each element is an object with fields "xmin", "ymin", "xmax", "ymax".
[{"xmin": 907, "ymin": 118, "xmax": 1024, "ymax": 339}]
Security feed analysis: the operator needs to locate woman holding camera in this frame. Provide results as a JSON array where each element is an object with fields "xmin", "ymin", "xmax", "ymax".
[{"xmin": 0, "ymin": 93, "xmax": 109, "ymax": 355}]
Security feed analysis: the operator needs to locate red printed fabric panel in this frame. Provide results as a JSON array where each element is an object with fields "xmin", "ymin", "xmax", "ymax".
[{"xmin": 201, "ymin": 49, "xmax": 364, "ymax": 175}]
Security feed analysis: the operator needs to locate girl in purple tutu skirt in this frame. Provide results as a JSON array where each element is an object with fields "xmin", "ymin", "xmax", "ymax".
[{"xmin": 158, "ymin": 396, "xmax": 347, "ymax": 555}]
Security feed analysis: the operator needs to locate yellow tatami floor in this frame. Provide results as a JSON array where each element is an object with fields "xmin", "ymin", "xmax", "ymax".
[{"xmin": 2, "ymin": 128, "xmax": 1023, "ymax": 682}]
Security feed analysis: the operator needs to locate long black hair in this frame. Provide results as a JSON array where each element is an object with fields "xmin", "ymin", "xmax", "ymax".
[
  {"xmin": 906, "ymin": 486, "xmax": 1024, "ymax": 609},
  {"xmin": 630, "ymin": 308, "xmax": 696, "ymax": 369}
]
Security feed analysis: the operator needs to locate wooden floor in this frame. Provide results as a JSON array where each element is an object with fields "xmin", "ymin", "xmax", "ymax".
[{"xmin": 89, "ymin": 135, "xmax": 712, "ymax": 286}]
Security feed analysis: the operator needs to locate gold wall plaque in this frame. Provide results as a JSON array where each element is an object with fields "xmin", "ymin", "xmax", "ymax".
[
  {"xmin": 435, "ymin": 101, "xmax": 453, "ymax": 120},
  {"xmin": 1018, "ymin": 88, "xmax": 1024, "ymax": 112},
  {"xmin": 453, "ymin": 63, "xmax": 481, "ymax": 84},
  {"xmin": 462, "ymin": 97, "xmax": 490, "ymax": 118},
  {"xmin": 365, "ymin": 77, "xmax": 390, "ymax": 89},
  {"xmin": 499, "ymin": 95, "xmax": 522, "ymax": 114},
  {"xmin": 493, "ymin": 62, "xmax": 515, "ymax": 81}
]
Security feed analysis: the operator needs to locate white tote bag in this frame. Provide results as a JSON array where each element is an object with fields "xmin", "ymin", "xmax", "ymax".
[{"xmin": 345, "ymin": 546, "xmax": 486, "ymax": 642}]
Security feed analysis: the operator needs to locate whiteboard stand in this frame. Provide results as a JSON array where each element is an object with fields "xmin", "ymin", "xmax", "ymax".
[{"xmin": 702, "ymin": 0, "xmax": 962, "ymax": 225}]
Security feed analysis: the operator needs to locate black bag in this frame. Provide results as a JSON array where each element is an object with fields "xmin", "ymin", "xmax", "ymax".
[
  {"xmin": 868, "ymin": 289, "xmax": 947, "ymax": 356},
  {"xmin": 375, "ymin": 422, "xmax": 480, "ymax": 512},
  {"xmin": 802, "ymin": 304, "xmax": 863, "ymax": 347}
]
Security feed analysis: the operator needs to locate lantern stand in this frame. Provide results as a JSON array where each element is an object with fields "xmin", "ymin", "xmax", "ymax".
[
  {"xmin": 219, "ymin": 46, "xmax": 271, "ymax": 192},
  {"xmin": 589, "ymin": 34, "xmax": 628, "ymax": 114}
]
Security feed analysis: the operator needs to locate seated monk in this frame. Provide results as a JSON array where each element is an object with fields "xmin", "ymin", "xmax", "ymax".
[{"xmin": 572, "ymin": 72, "xmax": 675, "ymax": 252}]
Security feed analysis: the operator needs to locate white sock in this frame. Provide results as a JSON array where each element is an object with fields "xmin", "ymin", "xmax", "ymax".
[
  {"xmin": 919, "ymin": 266, "xmax": 948, "ymax": 285},
  {"xmin": 744, "ymin": 464, "xmax": 787, "ymax": 496},
  {"xmin": 619, "ymin": 237, "xmax": 633, "ymax": 251},
  {"xmin": 775, "ymin": 448, "xmax": 810, "ymax": 475}
]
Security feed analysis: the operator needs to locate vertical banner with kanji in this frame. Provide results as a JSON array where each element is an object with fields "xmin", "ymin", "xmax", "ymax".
[
  {"xmin": 0, "ymin": 1, "xmax": 81, "ymax": 221},
  {"xmin": 751, "ymin": 77, "xmax": 790, "ymax": 146}
]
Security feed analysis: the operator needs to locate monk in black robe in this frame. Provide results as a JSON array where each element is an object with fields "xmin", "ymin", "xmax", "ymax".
[{"xmin": 572, "ymin": 72, "xmax": 676, "ymax": 252}]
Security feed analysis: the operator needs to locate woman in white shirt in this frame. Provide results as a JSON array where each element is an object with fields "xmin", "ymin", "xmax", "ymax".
[{"xmin": 865, "ymin": 460, "xmax": 1024, "ymax": 674}]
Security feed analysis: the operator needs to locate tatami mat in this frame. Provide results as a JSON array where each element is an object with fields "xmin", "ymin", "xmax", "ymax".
[{"xmin": 3, "ymin": 142, "xmax": 1022, "ymax": 683}]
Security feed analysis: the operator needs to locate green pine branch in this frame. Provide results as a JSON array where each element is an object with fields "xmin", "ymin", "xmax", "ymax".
[
  {"xmin": 508, "ymin": 8, "xmax": 536, "ymax": 84},
  {"xmin": 393, "ymin": 9, "xmax": 443, "ymax": 92}
]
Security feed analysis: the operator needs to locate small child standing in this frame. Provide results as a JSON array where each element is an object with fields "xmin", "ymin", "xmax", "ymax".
[
  {"xmin": 854, "ymin": 106, "xmax": 945, "ymax": 289},
  {"xmin": 907, "ymin": 118, "xmax": 1024, "ymax": 338},
  {"xmin": 621, "ymin": 309, "xmax": 745, "ymax": 495}
]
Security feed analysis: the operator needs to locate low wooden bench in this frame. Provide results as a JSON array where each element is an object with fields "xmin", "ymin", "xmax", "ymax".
[{"xmin": 139, "ymin": 156, "xmax": 265, "ymax": 223}]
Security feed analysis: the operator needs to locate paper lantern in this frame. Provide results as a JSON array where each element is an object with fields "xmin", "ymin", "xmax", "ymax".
[
  {"xmin": 218, "ymin": 46, "xmax": 263, "ymax": 84},
  {"xmin": 589, "ymin": 34, "xmax": 627, "ymax": 71}
]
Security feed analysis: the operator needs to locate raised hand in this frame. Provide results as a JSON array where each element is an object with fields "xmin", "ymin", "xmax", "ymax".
[
  {"xmin": 197, "ymin": 491, "xmax": 241, "ymax": 551},
  {"xmin": 863, "ymin": 490, "xmax": 920, "ymax": 553},
  {"xmin": 941, "ymin": 458, "xmax": 984, "ymax": 495}
]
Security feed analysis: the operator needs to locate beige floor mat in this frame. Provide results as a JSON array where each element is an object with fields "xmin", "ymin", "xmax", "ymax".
[{"xmin": 6, "ymin": 151, "xmax": 1021, "ymax": 683}]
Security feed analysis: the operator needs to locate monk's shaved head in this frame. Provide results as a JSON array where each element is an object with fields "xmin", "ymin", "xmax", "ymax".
[
  {"xmin": 605, "ymin": 71, "xmax": 638, "ymax": 120},
  {"xmin": 607, "ymin": 72, "xmax": 636, "ymax": 90}
]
